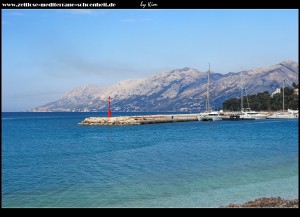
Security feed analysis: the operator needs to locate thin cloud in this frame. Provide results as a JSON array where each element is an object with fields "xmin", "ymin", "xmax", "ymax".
[
  {"xmin": 66, "ymin": 9, "xmax": 97, "ymax": 15},
  {"xmin": 6, "ymin": 12, "xmax": 25, "ymax": 16},
  {"xmin": 13, "ymin": 90, "xmax": 63, "ymax": 99},
  {"xmin": 121, "ymin": 18, "xmax": 137, "ymax": 23},
  {"xmin": 37, "ymin": 51, "xmax": 140, "ymax": 81},
  {"xmin": 141, "ymin": 18, "xmax": 152, "ymax": 22},
  {"xmin": 121, "ymin": 18, "xmax": 152, "ymax": 23},
  {"xmin": 58, "ymin": 9, "xmax": 107, "ymax": 16}
]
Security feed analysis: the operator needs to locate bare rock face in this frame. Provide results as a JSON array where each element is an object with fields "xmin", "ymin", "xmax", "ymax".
[
  {"xmin": 29, "ymin": 60, "xmax": 298, "ymax": 112},
  {"xmin": 222, "ymin": 197, "xmax": 298, "ymax": 208}
]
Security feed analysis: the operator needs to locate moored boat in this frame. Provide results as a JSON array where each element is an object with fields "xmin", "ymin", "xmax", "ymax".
[
  {"xmin": 239, "ymin": 108, "xmax": 268, "ymax": 120},
  {"xmin": 267, "ymin": 80, "xmax": 298, "ymax": 119},
  {"xmin": 198, "ymin": 111, "xmax": 223, "ymax": 121},
  {"xmin": 197, "ymin": 64, "xmax": 223, "ymax": 122},
  {"xmin": 267, "ymin": 109, "xmax": 299, "ymax": 119}
]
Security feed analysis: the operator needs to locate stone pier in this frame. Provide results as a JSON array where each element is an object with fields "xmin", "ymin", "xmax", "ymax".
[{"xmin": 79, "ymin": 114, "xmax": 199, "ymax": 126}]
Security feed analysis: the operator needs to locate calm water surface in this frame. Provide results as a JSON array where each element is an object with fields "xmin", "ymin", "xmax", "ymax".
[{"xmin": 2, "ymin": 112, "xmax": 298, "ymax": 207}]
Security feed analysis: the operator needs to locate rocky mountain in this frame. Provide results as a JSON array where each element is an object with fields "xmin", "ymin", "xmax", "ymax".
[{"xmin": 29, "ymin": 60, "xmax": 298, "ymax": 112}]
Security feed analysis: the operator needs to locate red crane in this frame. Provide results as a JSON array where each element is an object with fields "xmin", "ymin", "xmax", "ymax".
[{"xmin": 107, "ymin": 96, "xmax": 112, "ymax": 117}]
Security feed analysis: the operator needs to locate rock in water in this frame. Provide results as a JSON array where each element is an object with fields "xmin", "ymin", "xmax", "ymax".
[{"xmin": 222, "ymin": 197, "xmax": 298, "ymax": 208}]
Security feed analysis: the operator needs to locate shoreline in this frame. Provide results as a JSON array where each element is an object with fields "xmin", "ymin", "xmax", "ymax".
[{"xmin": 221, "ymin": 197, "xmax": 298, "ymax": 208}]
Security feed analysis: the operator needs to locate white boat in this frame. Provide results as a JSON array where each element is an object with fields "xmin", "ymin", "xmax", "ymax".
[
  {"xmin": 267, "ymin": 109, "xmax": 299, "ymax": 119},
  {"xmin": 197, "ymin": 64, "xmax": 223, "ymax": 122},
  {"xmin": 239, "ymin": 108, "xmax": 268, "ymax": 120},
  {"xmin": 239, "ymin": 80, "xmax": 267, "ymax": 120},
  {"xmin": 198, "ymin": 111, "xmax": 223, "ymax": 121},
  {"xmin": 267, "ymin": 80, "xmax": 298, "ymax": 119},
  {"xmin": 288, "ymin": 109, "xmax": 299, "ymax": 118}
]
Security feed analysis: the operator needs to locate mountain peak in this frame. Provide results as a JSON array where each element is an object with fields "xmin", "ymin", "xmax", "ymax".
[
  {"xmin": 171, "ymin": 67, "xmax": 198, "ymax": 73},
  {"xmin": 280, "ymin": 60, "xmax": 297, "ymax": 65},
  {"xmin": 29, "ymin": 61, "xmax": 298, "ymax": 112},
  {"xmin": 279, "ymin": 60, "xmax": 298, "ymax": 68},
  {"xmin": 180, "ymin": 67, "xmax": 191, "ymax": 72},
  {"xmin": 63, "ymin": 84, "xmax": 102, "ymax": 99}
]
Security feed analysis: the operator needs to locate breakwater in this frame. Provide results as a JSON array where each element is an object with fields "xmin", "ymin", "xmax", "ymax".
[
  {"xmin": 79, "ymin": 114, "xmax": 199, "ymax": 126},
  {"xmin": 78, "ymin": 111, "xmax": 278, "ymax": 126}
]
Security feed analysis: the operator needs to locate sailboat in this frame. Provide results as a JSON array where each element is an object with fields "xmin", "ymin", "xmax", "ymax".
[
  {"xmin": 267, "ymin": 80, "xmax": 299, "ymax": 119},
  {"xmin": 197, "ymin": 64, "xmax": 223, "ymax": 121},
  {"xmin": 239, "ymin": 82, "xmax": 268, "ymax": 120},
  {"xmin": 239, "ymin": 108, "xmax": 268, "ymax": 120}
]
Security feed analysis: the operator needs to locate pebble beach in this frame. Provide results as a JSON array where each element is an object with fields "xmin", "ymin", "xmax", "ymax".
[{"xmin": 222, "ymin": 197, "xmax": 298, "ymax": 208}]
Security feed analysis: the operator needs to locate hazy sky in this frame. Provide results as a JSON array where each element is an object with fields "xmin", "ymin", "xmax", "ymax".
[{"xmin": 2, "ymin": 9, "xmax": 298, "ymax": 111}]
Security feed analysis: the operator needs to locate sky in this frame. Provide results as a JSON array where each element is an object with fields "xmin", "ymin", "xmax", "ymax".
[{"xmin": 2, "ymin": 9, "xmax": 298, "ymax": 111}]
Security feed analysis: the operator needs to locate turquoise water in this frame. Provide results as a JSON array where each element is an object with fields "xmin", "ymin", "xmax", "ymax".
[{"xmin": 2, "ymin": 112, "xmax": 298, "ymax": 207}]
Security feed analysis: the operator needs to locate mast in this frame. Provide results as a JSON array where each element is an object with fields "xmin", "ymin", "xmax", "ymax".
[
  {"xmin": 206, "ymin": 63, "xmax": 210, "ymax": 112},
  {"xmin": 283, "ymin": 79, "xmax": 285, "ymax": 111},
  {"xmin": 241, "ymin": 83, "xmax": 243, "ymax": 111},
  {"xmin": 240, "ymin": 68, "xmax": 244, "ymax": 111}
]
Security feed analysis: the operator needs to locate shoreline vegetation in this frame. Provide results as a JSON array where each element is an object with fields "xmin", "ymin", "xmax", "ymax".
[
  {"xmin": 221, "ymin": 197, "xmax": 298, "ymax": 208},
  {"xmin": 222, "ymin": 84, "xmax": 299, "ymax": 111}
]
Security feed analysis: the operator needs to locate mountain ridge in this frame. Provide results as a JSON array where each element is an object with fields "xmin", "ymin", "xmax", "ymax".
[{"xmin": 29, "ymin": 60, "xmax": 299, "ymax": 112}]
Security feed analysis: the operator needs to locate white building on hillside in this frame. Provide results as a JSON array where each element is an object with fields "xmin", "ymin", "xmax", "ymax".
[{"xmin": 271, "ymin": 88, "xmax": 281, "ymax": 97}]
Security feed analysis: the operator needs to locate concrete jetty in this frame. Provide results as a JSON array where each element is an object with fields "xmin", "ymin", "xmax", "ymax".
[{"xmin": 79, "ymin": 114, "xmax": 199, "ymax": 126}]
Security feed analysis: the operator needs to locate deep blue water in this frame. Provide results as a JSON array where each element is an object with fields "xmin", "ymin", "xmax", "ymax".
[{"xmin": 2, "ymin": 112, "xmax": 298, "ymax": 207}]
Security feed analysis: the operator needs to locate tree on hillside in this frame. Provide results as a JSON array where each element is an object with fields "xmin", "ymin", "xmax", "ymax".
[
  {"xmin": 222, "ymin": 85, "xmax": 298, "ymax": 111},
  {"xmin": 292, "ymin": 82, "xmax": 299, "ymax": 88}
]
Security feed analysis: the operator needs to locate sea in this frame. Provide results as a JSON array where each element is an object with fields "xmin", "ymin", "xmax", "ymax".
[{"xmin": 2, "ymin": 112, "xmax": 298, "ymax": 208}]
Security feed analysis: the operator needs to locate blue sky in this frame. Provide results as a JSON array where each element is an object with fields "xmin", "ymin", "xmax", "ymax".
[{"xmin": 2, "ymin": 9, "xmax": 298, "ymax": 111}]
